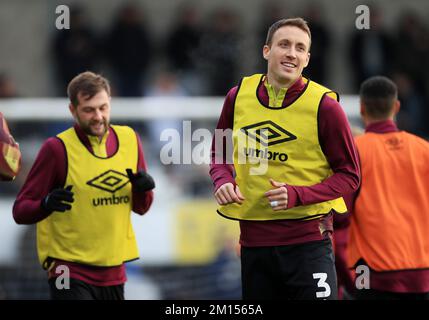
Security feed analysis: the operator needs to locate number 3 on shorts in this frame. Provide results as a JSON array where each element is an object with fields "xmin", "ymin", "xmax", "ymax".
[{"xmin": 312, "ymin": 273, "xmax": 331, "ymax": 298}]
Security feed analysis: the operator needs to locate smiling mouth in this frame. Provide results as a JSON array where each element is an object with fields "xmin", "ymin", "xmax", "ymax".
[
  {"xmin": 92, "ymin": 122, "xmax": 104, "ymax": 129},
  {"xmin": 281, "ymin": 62, "xmax": 297, "ymax": 68}
]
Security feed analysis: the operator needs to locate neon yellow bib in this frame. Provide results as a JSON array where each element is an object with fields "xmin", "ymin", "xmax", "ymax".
[
  {"xmin": 37, "ymin": 125, "xmax": 139, "ymax": 267},
  {"xmin": 218, "ymin": 74, "xmax": 347, "ymax": 221}
]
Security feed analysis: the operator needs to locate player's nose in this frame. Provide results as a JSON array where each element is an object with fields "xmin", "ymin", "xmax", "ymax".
[
  {"xmin": 285, "ymin": 47, "xmax": 297, "ymax": 59},
  {"xmin": 93, "ymin": 109, "xmax": 103, "ymax": 120}
]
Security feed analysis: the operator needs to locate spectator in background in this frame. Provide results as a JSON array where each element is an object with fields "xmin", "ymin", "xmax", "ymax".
[
  {"xmin": 145, "ymin": 71, "xmax": 187, "ymax": 161},
  {"xmin": 392, "ymin": 11, "xmax": 429, "ymax": 138},
  {"xmin": 198, "ymin": 8, "xmax": 240, "ymax": 96},
  {"xmin": 165, "ymin": 5, "xmax": 205, "ymax": 95},
  {"xmin": 52, "ymin": 6, "xmax": 100, "ymax": 95},
  {"xmin": 392, "ymin": 72, "xmax": 425, "ymax": 136},
  {"xmin": 302, "ymin": 3, "xmax": 331, "ymax": 84},
  {"xmin": 348, "ymin": 6, "xmax": 392, "ymax": 91},
  {"xmin": 392, "ymin": 12, "xmax": 429, "ymax": 93},
  {"xmin": 0, "ymin": 73, "xmax": 18, "ymax": 98},
  {"xmin": 105, "ymin": 3, "xmax": 152, "ymax": 97},
  {"xmin": 145, "ymin": 71, "xmax": 188, "ymax": 97}
]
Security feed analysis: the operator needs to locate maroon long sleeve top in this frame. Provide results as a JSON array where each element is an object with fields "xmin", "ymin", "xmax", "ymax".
[
  {"xmin": 13, "ymin": 124, "xmax": 154, "ymax": 286},
  {"xmin": 210, "ymin": 76, "xmax": 360, "ymax": 247}
]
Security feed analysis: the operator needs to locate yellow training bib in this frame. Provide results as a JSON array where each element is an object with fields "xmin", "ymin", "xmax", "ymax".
[
  {"xmin": 37, "ymin": 125, "xmax": 139, "ymax": 267},
  {"xmin": 218, "ymin": 74, "xmax": 346, "ymax": 221}
]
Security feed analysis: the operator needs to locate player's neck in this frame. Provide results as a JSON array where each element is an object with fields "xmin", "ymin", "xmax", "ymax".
[
  {"xmin": 265, "ymin": 74, "xmax": 298, "ymax": 95},
  {"xmin": 364, "ymin": 117, "xmax": 394, "ymax": 126}
]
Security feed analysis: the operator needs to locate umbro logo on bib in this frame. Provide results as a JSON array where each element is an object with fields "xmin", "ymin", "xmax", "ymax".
[
  {"xmin": 241, "ymin": 120, "xmax": 297, "ymax": 146},
  {"xmin": 87, "ymin": 170, "xmax": 131, "ymax": 207},
  {"xmin": 87, "ymin": 169, "xmax": 129, "ymax": 193}
]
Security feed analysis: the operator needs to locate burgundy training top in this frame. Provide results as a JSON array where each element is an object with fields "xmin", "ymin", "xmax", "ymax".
[
  {"xmin": 210, "ymin": 76, "xmax": 360, "ymax": 247},
  {"xmin": 13, "ymin": 124, "xmax": 154, "ymax": 286}
]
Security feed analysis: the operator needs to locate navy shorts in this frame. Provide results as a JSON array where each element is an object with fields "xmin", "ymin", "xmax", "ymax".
[
  {"xmin": 48, "ymin": 278, "xmax": 124, "ymax": 300},
  {"xmin": 241, "ymin": 238, "xmax": 338, "ymax": 300}
]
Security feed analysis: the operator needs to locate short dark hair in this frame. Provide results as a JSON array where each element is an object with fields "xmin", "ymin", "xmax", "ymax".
[
  {"xmin": 265, "ymin": 17, "xmax": 311, "ymax": 49},
  {"xmin": 67, "ymin": 71, "xmax": 111, "ymax": 107},
  {"xmin": 360, "ymin": 76, "xmax": 398, "ymax": 120}
]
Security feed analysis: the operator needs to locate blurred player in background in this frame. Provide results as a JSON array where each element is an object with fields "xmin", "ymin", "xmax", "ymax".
[
  {"xmin": 210, "ymin": 18, "xmax": 360, "ymax": 300},
  {"xmin": 0, "ymin": 112, "xmax": 21, "ymax": 181},
  {"xmin": 13, "ymin": 71, "xmax": 155, "ymax": 300},
  {"xmin": 336, "ymin": 76, "xmax": 429, "ymax": 300}
]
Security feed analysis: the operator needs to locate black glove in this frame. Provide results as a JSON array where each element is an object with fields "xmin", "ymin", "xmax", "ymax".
[
  {"xmin": 41, "ymin": 185, "xmax": 74, "ymax": 213},
  {"xmin": 126, "ymin": 168, "xmax": 155, "ymax": 192}
]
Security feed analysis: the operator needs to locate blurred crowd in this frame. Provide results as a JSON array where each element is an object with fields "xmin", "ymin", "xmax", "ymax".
[
  {"xmin": 1, "ymin": 3, "xmax": 428, "ymax": 137},
  {"xmin": 348, "ymin": 7, "xmax": 429, "ymax": 137},
  {"xmin": 51, "ymin": 3, "xmax": 241, "ymax": 97}
]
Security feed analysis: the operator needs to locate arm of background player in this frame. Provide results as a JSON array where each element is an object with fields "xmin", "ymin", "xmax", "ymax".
[
  {"xmin": 12, "ymin": 138, "xmax": 66, "ymax": 224},
  {"xmin": 209, "ymin": 86, "xmax": 238, "ymax": 191},
  {"xmin": 285, "ymin": 95, "xmax": 361, "ymax": 208},
  {"xmin": 0, "ymin": 112, "xmax": 22, "ymax": 180},
  {"xmin": 333, "ymin": 188, "xmax": 359, "ymax": 294},
  {"xmin": 132, "ymin": 132, "xmax": 154, "ymax": 215}
]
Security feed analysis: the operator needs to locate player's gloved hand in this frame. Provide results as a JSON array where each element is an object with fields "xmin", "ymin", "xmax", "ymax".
[
  {"xmin": 41, "ymin": 185, "xmax": 74, "ymax": 213},
  {"xmin": 126, "ymin": 168, "xmax": 155, "ymax": 192}
]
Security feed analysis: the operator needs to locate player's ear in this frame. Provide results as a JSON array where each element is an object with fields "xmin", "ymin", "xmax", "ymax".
[
  {"xmin": 393, "ymin": 99, "xmax": 400, "ymax": 115},
  {"xmin": 360, "ymin": 102, "xmax": 366, "ymax": 118},
  {"xmin": 304, "ymin": 52, "xmax": 310, "ymax": 68},
  {"xmin": 263, "ymin": 45, "xmax": 270, "ymax": 61},
  {"xmin": 359, "ymin": 102, "xmax": 369, "ymax": 125},
  {"xmin": 69, "ymin": 103, "xmax": 76, "ymax": 118}
]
